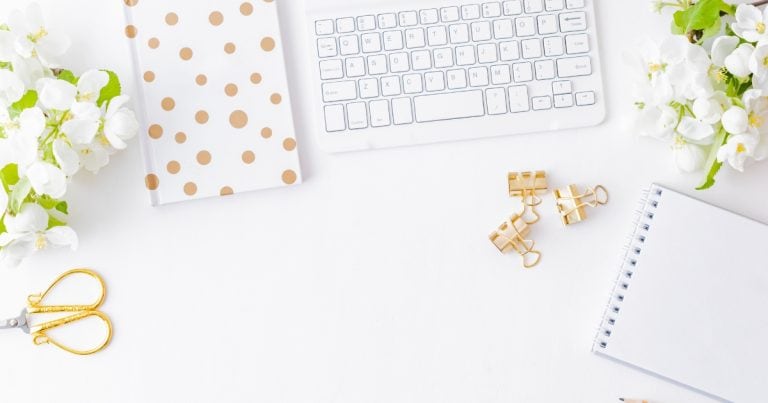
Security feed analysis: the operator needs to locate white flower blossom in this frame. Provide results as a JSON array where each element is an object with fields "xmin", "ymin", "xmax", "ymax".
[
  {"xmin": 0, "ymin": 69, "xmax": 25, "ymax": 107},
  {"xmin": 717, "ymin": 133, "xmax": 762, "ymax": 171},
  {"xmin": 711, "ymin": 36, "xmax": 739, "ymax": 67},
  {"xmin": 6, "ymin": 3, "xmax": 70, "ymax": 68},
  {"xmin": 102, "ymin": 95, "xmax": 138, "ymax": 150},
  {"xmin": 0, "ymin": 203, "xmax": 77, "ymax": 269},
  {"xmin": 725, "ymin": 43, "xmax": 755, "ymax": 78},
  {"xmin": 732, "ymin": 4, "xmax": 768, "ymax": 43},
  {"xmin": 36, "ymin": 77, "xmax": 76, "ymax": 111}
]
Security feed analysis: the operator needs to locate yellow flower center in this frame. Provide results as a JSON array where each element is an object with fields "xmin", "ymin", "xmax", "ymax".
[
  {"xmin": 758, "ymin": 22, "xmax": 766, "ymax": 34},
  {"xmin": 763, "ymin": 56, "xmax": 768, "ymax": 68},
  {"xmin": 27, "ymin": 27, "xmax": 48, "ymax": 43},
  {"xmin": 648, "ymin": 62, "xmax": 665, "ymax": 73},
  {"xmin": 737, "ymin": 143, "xmax": 747, "ymax": 154},
  {"xmin": 673, "ymin": 135, "xmax": 687, "ymax": 147},
  {"xmin": 749, "ymin": 112, "xmax": 764, "ymax": 128},
  {"xmin": 34, "ymin": 234, "xmax": 47, "ymax": 251},
  {"xmin": 714, "ymin": 67, "xmax": 728, "ymax": 83}
]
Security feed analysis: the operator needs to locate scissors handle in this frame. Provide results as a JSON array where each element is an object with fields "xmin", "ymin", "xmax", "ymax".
[
  {"xmin": 31, "ymin": 310, "xmax": 113, "ymax": 356},
  {"xmin": 28, "ymin": 268, "xmax": 106, "ymax": 311}
]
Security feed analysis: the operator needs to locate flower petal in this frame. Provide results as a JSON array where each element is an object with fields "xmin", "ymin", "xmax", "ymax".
[
  {"xmin": 674, "ymin": 143, "xmax": 706, "ymax": 173},
  {"xmin": 711, "ymin": 35, "xmax": 739, "ymax": 67},
  {"xmin": 52, "ymin": 139, "xmax": 80, "ymax": 176},
  {"xmin": 17, "ymin": 107, "xmax": 46, "ymax": 139},
  {"xmin": 45, "ymin": 226, "xmax": 78, "ymax": 250},
  {"xmin": 4, "ymin": 203, "xmax": 49, "ymax": 234},
  {"xmin": 76, "ymin": 70, "xmax": 108, "ymax": 102},
  {"xmin": 722, "ymin": 106, "xmax": 750, "ymax": 134},
  {"xmin": 0, "ymin": 69, "xmax": 25, "ymax": 106},
  {"xmin": 25, "ymin": 162, "xmax": 67, "ymax": 198},
  {"xmin": 37, "ymin": 78, "xmax": 76, "ymax": 111},
  {"xmin": 61, "ymin": 118, "xmax": 99, "ymax": 145}
]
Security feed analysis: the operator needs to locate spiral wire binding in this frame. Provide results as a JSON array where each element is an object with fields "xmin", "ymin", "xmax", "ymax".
[{"xmin": 593, "ymin": 185, "xmax": 663, "ymax": 351}]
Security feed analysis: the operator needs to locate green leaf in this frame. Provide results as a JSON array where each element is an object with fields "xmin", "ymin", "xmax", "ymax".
[
  {"xmin": 10, "ymin": 90, "xmax": 38, "ymax": 114},
  {"xmin": 673, "ymin": 0, "xmax": 728, "ymax": 33},
  {"xmin": 55, "ymin": 201, "xmax": 68, "ymax": 215},
  {"xmin": 97, "ymin": 70, "xmax": 121, "ymax": 107},
  {"xmin": 0, "ymin": 164, "xmax": 19, "ymax": 189},
  {"xmin": 700, "ymin": 18, "xmax": 722, "ymax": 42},
  {"xmin": 38, "ymin": 195, "xmax": 58, "ymax": 210},
  {"xmin": 9, "ymin": 177, "xmax": 31, "ymax": 214},
  {"xmin": 57, "ymin": 69, "xmax": 78, "ymax": 85},
  {"xmin": 697, "ymin": 129, "xmax": 729, "ymax": 190},
  {"xmin": 47, "ymin": 214, "xmax": 67, "ymax": 229}
]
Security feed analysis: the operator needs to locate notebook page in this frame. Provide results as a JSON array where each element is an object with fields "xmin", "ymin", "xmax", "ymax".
[{"xmin": 599, "ymin": 185, "xmax": 768, "ymax": 402}]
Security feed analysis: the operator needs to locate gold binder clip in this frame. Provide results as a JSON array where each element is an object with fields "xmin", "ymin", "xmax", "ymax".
[
  {"xmin": 489, "ymin": 214, "xmax": 542, "ymax": 269},
  {"xmin": 554, "ymin": 184, "xmax": 609, "ymax": 226},
  {"xmin": 508, "ymin": 171, "xmax": 548, "ymax": 224}
]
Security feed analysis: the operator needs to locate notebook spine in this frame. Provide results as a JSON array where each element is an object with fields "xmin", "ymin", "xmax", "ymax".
[{"xmin": 594, "ymin": 185, "xmax": 664, "ymax": 351}]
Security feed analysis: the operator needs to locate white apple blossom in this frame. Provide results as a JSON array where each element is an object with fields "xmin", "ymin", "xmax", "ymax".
[
  {"xmin": 75, "ymin": 70, "xmax": 108, "ymax": 103},
  {"xmin": 635, "ymin": 104, "xmax": 678, "ymax": 141},
  {"xmin": 732, "ymin": 4, "xmax": 768, "ymax": 43},
  {"xmin": 61, "ymin": 101, "xmax": 101, "ymax": 145},
  {"xmin": 36, "ymin": 77, "xmax": 76, "ymax": 111},
  {"xmin": 628, "ymin": 37, "xmax": 688, "ymax": 105},
  {"xmin": 52, "ymin": 139, "xmax": 80, "ymax": 176},
  {"xmin": 692, "ymin": 91, "xmax": 730, "ymax": 125},
  {"xmin": 711, "ymin": 36, "xmax": 739, "ymax": 67},
  {"xmin": 0, "ymin": 203, "xmax": 77, "ymax": 269},
  {"xmin": 672, "ymin": 137, "xmax": 707, "ymax": 173},
  {"xmin": 677, "ymin": 116, "xmax": 715, "ymax": 145},
  {"xmin": 74, "ymin": 142, "xmax": 110, "ymax": 174},
  {"xmin": 26, "ymin": 161, "xmax": 66, "ymax": 198},
  {"xmin": 717, "ymin": 134, "xmax": 762, "ymax": 171},
  {"xmin": 0, "ymin": 69, "xmax": 24, "ymax": 107},
  {"xmin": 6, "ymin": 3, "xmax": 69, "ymax": 68},
  {"xmin": 725, "ymin": 43, "xmax": 755, "ymax": 78},
  {"xmin": 0, "ymin": 107, "xmax": 45, "ymax": 171},
  {"xmin": 102, "ymin": 95, "xmax": 138, "ymax": 150}
]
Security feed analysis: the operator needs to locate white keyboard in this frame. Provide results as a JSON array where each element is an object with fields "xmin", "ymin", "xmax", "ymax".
[{"xmin": 308, "ymin": 0, "xmax": 605, "ymax": 152}]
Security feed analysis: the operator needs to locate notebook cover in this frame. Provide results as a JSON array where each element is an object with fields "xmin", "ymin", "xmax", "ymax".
[
  {"xmin": 593, "ymin": 184, "xmax": 768, "ymax": 402},
  {"xmin": 123, "ymin": 0, "xmax": 301, "ymax": 205}
]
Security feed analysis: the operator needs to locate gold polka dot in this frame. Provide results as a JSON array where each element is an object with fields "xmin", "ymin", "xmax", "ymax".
[
  {"xmin": 167, "ymin": 161, "xmax": 181, "ymax": 174},
  {"xmin": 209, "ymin": 11, "xmax": 224, "ymax": 26},
  {"xmin": 195, "ymin": 110, "xmax": 209, "ymax": 124},
  {"xmin": 225, "ymin": 83, "xmax": 238, "ymax": 97},
  {"xmin": 220, "ymin": 186, "xmax": 234, "ymax": 196},
  {"xmin": 242, "ymin": 150, "xmax": 255, "ymax": 164},
  {"xmin": 283, "ymin": 138, "xmax": 297, "ymax": 151},
  {"xmin": 124, "ymin": 0, "xmax": 139, "ymax": 6},
  {"xmin": 229, "ymin": 110, "xmax": 248, "ymax": 129},
  {"xmin": 175, "ymin": 132, "xmax": 187, "ymax": 144},
  {"xmin": 180, "ymin": 47, "xmax": 193, "ymax": 61},
  {"xmin": 184, "ymin": 182, "xmax": 197, "ymax": 196},
  {"xmin": 195, "ymin": 74, "xmax": 207, "ymax": 86},
  {"xmin": 143, "ymin": 71, "xmax": 155, "ymax": 82},
  {"xmin": 125, "ymin": 25, "xmax": 137, "ymax": 38},
  {"xmin": 261, "ymin": 127, "xmax": 272, "ymax": 138},
  {"xmin": 240, "ymin": 2, "xmax": 254, "ymax": 15},
  {"xmin": 261, "ymin": 37, "xmax": 276, "ymax": 52},
  {"xmin": 148, "ymin": 37, "xmax": 160, "ymax": 49},
  {"xmin": 166, "ymin": 12, "xmax": 179, "ymax": 25},
  {"xmin": 196, "ymin": 150, "xmax": 212, "ymax": 165},
  {"xmin": 250, "ymin": 72, "xmax": 262, "ymax": 84},
  {"xmin": 224, "ymin": 42, "xmax": 236, "ymax": 54},
  {"xmin": 270, "ymin": 93, "xmax": 282, "ymax": 105},
  {"xmin": 282, "ymin": 170, "xmax": 297, "ymax": 185},
  {"xmin": 161, "ymin": 97, "xmax": 175, "ymax": 111},
  {"xmin": 145, "ymin": 174, "xmax": 159, "ymax": 190},
  {"xmin": 148, "ymin": 124, "xmax": 163, "ymax": 139}
]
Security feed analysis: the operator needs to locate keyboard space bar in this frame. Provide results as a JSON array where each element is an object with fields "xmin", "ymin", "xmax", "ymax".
[{"xmin": 414, "ymin": 90, "xmax": 485, "ymax": 123}]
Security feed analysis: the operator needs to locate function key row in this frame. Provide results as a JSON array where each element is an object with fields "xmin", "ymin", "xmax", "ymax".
[{"xmin": 315, "ymin": 0, "xmax": 586, "ymax": 35}]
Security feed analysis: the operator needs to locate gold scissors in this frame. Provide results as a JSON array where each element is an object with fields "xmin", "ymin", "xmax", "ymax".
[{"xmin": 0, "ymin": 268, "xmax": 113, "ymax": 355}]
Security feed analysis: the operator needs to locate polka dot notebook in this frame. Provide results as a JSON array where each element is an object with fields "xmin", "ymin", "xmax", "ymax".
[{"xmin": 123, "ymin": 0, "xmax": 301, "ymax": 205}]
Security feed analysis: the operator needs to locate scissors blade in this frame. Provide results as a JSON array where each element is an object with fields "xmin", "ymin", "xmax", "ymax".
[{"xmin": 0, "ymin": 309, "xmax": 28, "ymax": 332}]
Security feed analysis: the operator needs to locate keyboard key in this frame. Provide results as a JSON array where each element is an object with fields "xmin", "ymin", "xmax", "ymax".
[
  {"xmin": 406, "ymin": 28, "xmax": 427, "ymax": 48},
  {"xmin": 425, "ymin": 71, "xmax": 446, "ymax": 91},
  {"xmin": 337, "ymin": 17, "xmax": 355, "ymax": 33},
  {"xmin": 565, "ymin": 33, "xmax": 590, "ymax": 54},
  {"xmin": 339, "ymin": 35, "xmax": 360, "ymax": 56},
  {"xmin": 545, "ymin": 0, "xmax": 565, "ymax": 10},
  {"xmin": 456, "ymin": 45, "xmax": 477, "ymax": 65},
  {"xmin": 420, "ymin": 9, "xmax": 440, "ymax": 24},
  {"xmin": 469, "ymin": 67, "xmax": 489, "ymax": 86},
  {"xmin": 434, "ymin": 47, "xmax": 455, "ymax": 68},
  {"xmin": 544, "ymin": 36, "xmax": 565, "ymax": 56},
  {"xmin": 381, "ymin": 76, "xmax": 402, "ymax": 96},
  {"xmin": 324, "ymin": 105, "xmax": 345, "ymax": 131},
  {"xmin": 414, "ymin": 90, "xmax": 485, "ymax": 122},
  {"xmin": 323, "ymin": 80, "xmax": 357, "ymax": 102},
  {"xmin": 347, "ymin": 102, "xmax": 368, "ymax": 129},
  {"xmin": 508, "ymin": 85, "xmax": 530, "ymax": 112},
  {"xmin": 362, "ymin": 33, "xmax": 382, "ymax": 53},
  {"xmin": 389, "ymin": 52, "xmax": 410, "ymax": 72},
  {"xmin": 512, "ymin": 62, "xmax": 533, "ymax": 82},
  {"xmin": 478, "ymin": 43, "xmax": 499, "ymax": 63},
  {"xmin": 491, "ymin": 64, "xmax": 512, "ymax": 84},
  {"xmin": 503, "ymin": 0, "xmax": 523, "ymax": 15},
  {"xmin": 500, "ymin": 41, "xmax": 520, "ymax": 61},
  {"xmin": 461, "ymin": 5, "xmax": 481, "ymax": 20},
  {"xmin": 557, "ymin": 56, "xmax": 591, "ymax": 77},
  {"xmin": 369, "ymin": 100, "xmax": 391, "ymax": 127},
  {"xmin": 493, "ymin": 20, "xmax": 514, "ymax": 39},
  {"xmin": 357, "ymin": 15, "xmax": 376, "ymax": 31},
  {"xmin": 532, "ymin": 96, "xmax": 552, "ymax": 110},
  {"xmin": 560, "ymin": 12, "xmax": 587, "ymax": 32},
  {"xmin": 345, "ymin": 57, "xmax": 366, "ymax": 77},
  {"xmin": 447, "ymin": 69, "xmax": 468, "ymax": 89},
  {"xmin": 378, "ymin": 13, "xmax": 397, "ymax": 29},
  {"xmin": 449, "ymin": 24, "xmax": 470, "ymax": 43},
  {"xmin": 316, "ymin": 20, "xmax": 334, "ymax": 35},
  {"xmin": 521, "ymin": 39, "xmax": 542, "ymax": 59},
  {"xmin": 441, "ymin": 6, "xmax": 460, "ymax": 22},
  {"xmin": 566, "ymin": 0, "xmax": 585, "ymax": 8},
  {"xmin": 403, "ymin": 73, "xmax": 423, "ymax": 94},
  {"xmin": 392, "ymin": 97, "xmax": 414, "ymax": 124},
  {"xmin": 486, "ymin": 87, "xmax": 507, "ymax": 114},
  {"xmin": 383, "ymin": 31, "xmax": 404, "ymax": 51},
  {"xmin": 412, "ymin": 50, "xmax": 432, "ymax": 70},
  {"xmin": 368, "ymin": 55, "xmax": 388, "ymax": 75},
  {"xmin": 515, "ymin": 17, "xmax": 536, "ymax": 36},
  {"xmin": 359, "ymin": 78, "xmax": 379, "ymax": 98},
  {"xmin": 399, "ymin": 11, "xmax": 419, "ymax": 26},
  {"xmin": 319, "ymin": 59, "xmax": 344, "ymax": 80},
  {"xmin": 428, "ymin": 26, "xmax": 449, "ymax": 46},
  {"xmin": 575, "ymin": 91, "xmax": 595, "ymax": 105},
  {"xmin": 317, "ymin": 37, "xmax": 338, "ymax": 57},
  {"xmin": 537, "ymin": 14, "xmax": 558, "ymax": 34},
  {"xmin": 554, "ymin": 93, "xmax": 573, "ymax": 108},
  {"xmin": 534, "ymin": 59, "xmax": 555, "ymax": 79},
  {"xmin": 552, "ymin": 80, "xmax": 573, "ymax": 94},
  {"xmin": 483, "ymin": 3, "xmax": 503, "ymax": 17},
  {"xmin": 471, "ymin": 21, "xmax": 492, "ymax": 41},
  {"xmin": 524, "ymin": 0, "xmax": 544, "ymax": 13}
]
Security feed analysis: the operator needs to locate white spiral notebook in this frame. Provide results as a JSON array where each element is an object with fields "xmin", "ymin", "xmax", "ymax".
[{"xmin": 593, "ymin": 184, "xmax": 768, "ymax": 402}]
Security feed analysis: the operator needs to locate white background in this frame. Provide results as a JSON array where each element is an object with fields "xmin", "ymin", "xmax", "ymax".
[{"xmin": 0, "ymin": 1, "xmax": 765, "ymax": 402}]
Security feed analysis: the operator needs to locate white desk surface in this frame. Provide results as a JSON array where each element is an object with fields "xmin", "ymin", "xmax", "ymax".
[{"xmin": 0, "ymin": 1, "xmax": 765, "ymax": 402}]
